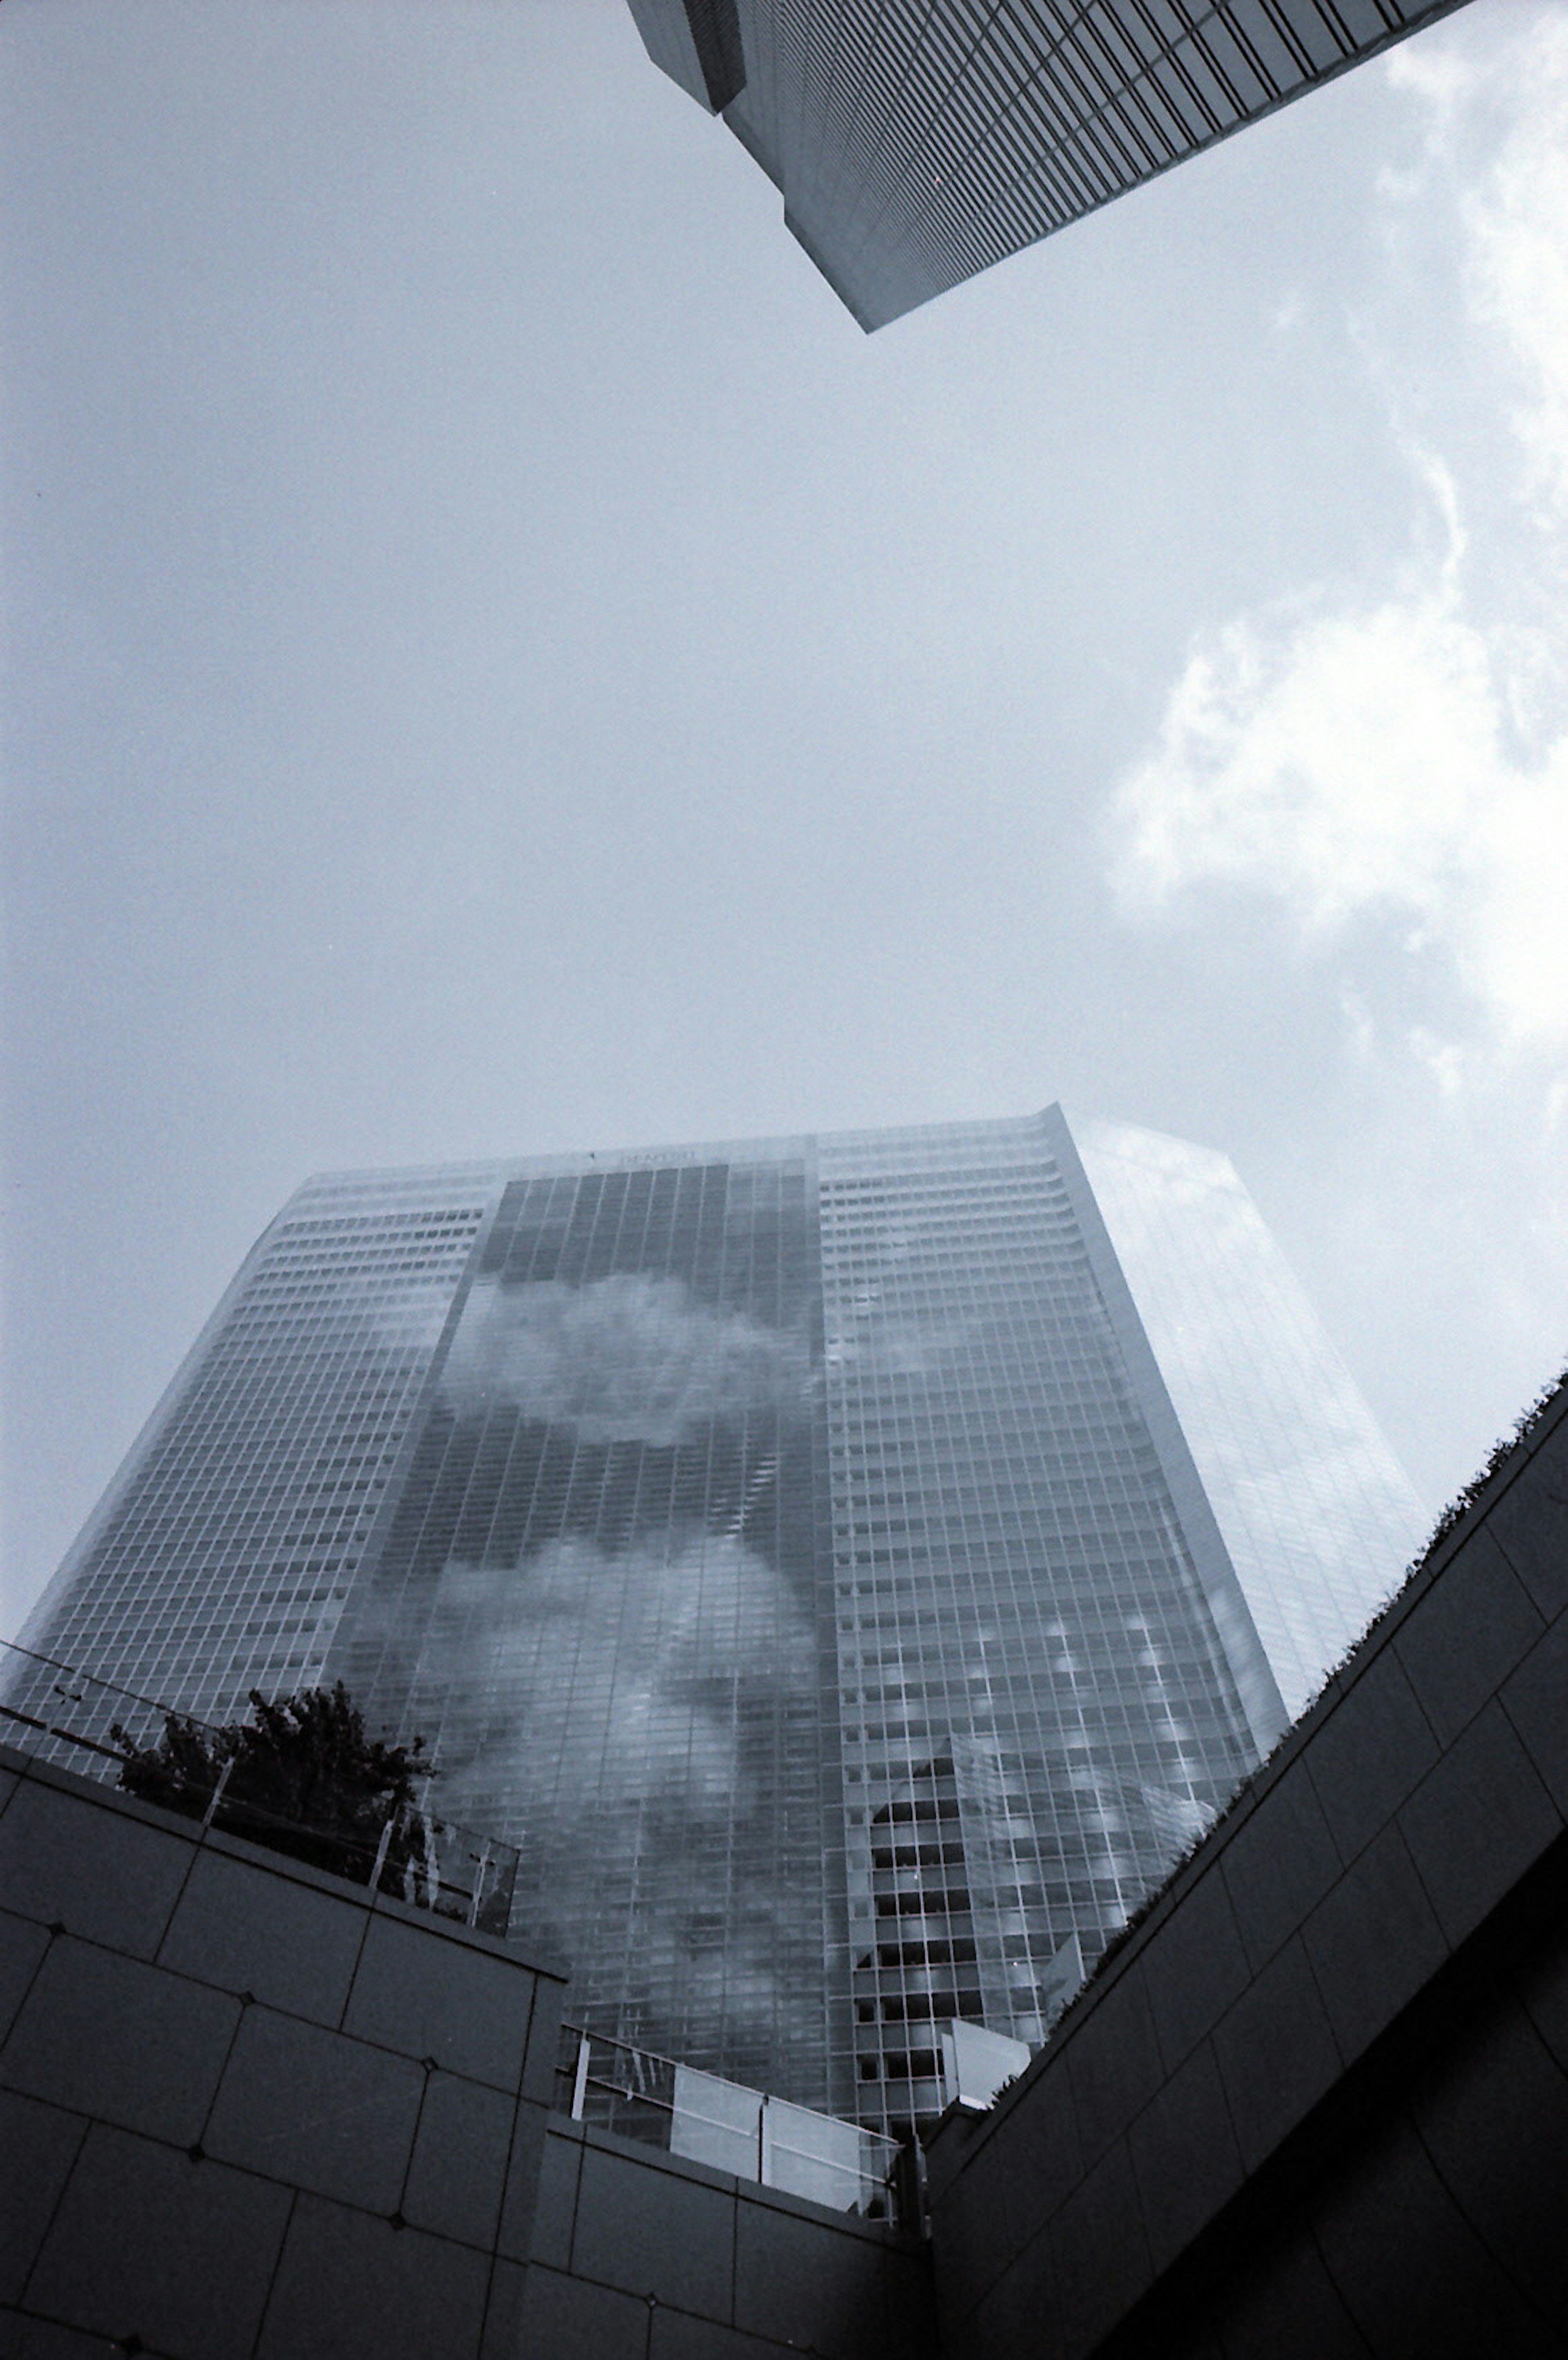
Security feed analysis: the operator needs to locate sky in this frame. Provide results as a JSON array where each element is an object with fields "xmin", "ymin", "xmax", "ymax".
[{"xmin": 2, "ymin": 0, "xmax": 1564, "ymax": 1643}]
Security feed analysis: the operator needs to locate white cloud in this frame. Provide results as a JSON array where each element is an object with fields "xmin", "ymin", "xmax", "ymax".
[
  {"xmin": 394, "ymin": 1530, "xmax": 825, "ymax": 2066},
  {"xmin": 1111, "ymin": 585, "xmax": 1568, "ymax": 1051},
  {"xmin": 1112, "ymin": 13, "xmax": 1568, "ymax": 1068},
  {"xmin": 1394, "ymin": 13, "xmax": 1568, "ymax": 520},
  {"xmin": 439, "ymin": 1269, "xmax": 807, "ymax": 1440}
]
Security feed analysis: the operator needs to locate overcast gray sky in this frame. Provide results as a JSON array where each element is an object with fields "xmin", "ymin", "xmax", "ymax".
[{"xmin": 3, "ymin": 0, "xmax": 1564, "ymax": 1642}]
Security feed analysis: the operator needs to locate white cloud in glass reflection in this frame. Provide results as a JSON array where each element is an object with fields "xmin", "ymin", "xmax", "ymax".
[
  {"xmin": 405, "ymin": 1529, "xmax": 822, "ymax": 2065},
  {"xmin": 438, "ymin": 1271, "xmax": 807, "ymax": 1441}
]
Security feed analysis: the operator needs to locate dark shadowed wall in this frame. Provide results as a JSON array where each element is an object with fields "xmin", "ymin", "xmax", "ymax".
[
  {"xmin": 3, "ymin": 1376, "xmax": 1563, "ymax": 2359},
  {"xmin": 0, "ymin": 1745, "xmax": 930, "ymax": 2359},
  {"xmin": 0, "ymin": 1747, "xmax": 566, "ymax": 2358},
  {"xmin": 925, "ymin": 1384, "xmax": 1568, "ymax": 2358}
]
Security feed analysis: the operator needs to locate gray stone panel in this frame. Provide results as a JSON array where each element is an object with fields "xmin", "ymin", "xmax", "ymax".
[
  {"xmin": 527, "ymin": 2122, "xmax": 582, "ymax": 2267},
  {"xmin": 158, "ymin": 1846, "xmax": 366, "ymax": 2026},
  {"xmin": 1047, "ymin": 2135, "xmax": 1151, "ymax": 2356},
  {"xmin": 1487, "ymin": 1410, "xmax": 1568, "ymax": 1620},
  {"xmin": 989, "ymin": 2059, "xmax": 1080, "ymax": 2254},
  {"xmin": 1218, "ymin": 1772, "xmax": 1343, "ymax": 1975},
  {"xmin": 1136, "ymin": 1866, "xmax": 1251, "ymax": 2074},
  {"xmin": 1398, "ymin": 1699, "xmax": 1561, "ymax": 1948},
  {"xmin": 1, "ymin": 1937, "xmax": 238, "ymax": 2147},
  {"xmin": 1056, "ymin": 1966, "xmax": 1165, "ymax": 2165},
  {"xmin": 1299, "ymin": 1821, "xmax": 1450, "ymax": 2064},
  {"xmin": 256, "ymin": 2193, "xmax": 490, "ymax": 2360},
  {"xmin": 519, "ymin": 1972, "xmax": 566, "ymax": 2105},
  {"xmin": 1410, "ymin": 1997, "xmax": 1568, "ymax": 2334},
  {"xmin": 0, "ymin": 1910, "xmax": 49, "ymax": 2046},
  {"xmin": 1392, "ymin": 1527, "xmax": 1544, "ymax": 1747},
  {"xmin": 0, "ymin": 2090, "xmax": 87, "ymax": 2304},
  {"xmin": 1301, "ymin": 1648, "xmax": 1439, "ymax": 1865},
  {"xmin": 929, "ymin": 2119, "xmax": 1013, "ymax": 2327},
  {"xmin": 1501, "ymin": 1616, "xmax": 1568, "ymax": 1816},
  {"xmin": 732, "ymin": 2204, "xmax": 885, "ymax": 2358},
  {"xmin": 648, "ymin": 2312, "xmax": 799, "ymax": 2360},
  {"xmin": 1517, "ymin": 1913, "xmax": 1568, "ymax": 2077},
  {"xmin": 0, "ymin": 1779, "xmax": 191, "ymax": 1959},
  {"xmin": 1205, "ymin": 2232, "xmax": 1374, "ymax": 2360},
  {"xmin": 1209, "ymin": 1936, "xmax": 1341, "ymax": 2173},
  {"xmin": 0, "ymin": 2309, "xmax": 124, "ymax": 2358},
  {"xmin": 203, "ymin": 2003, "xmax": 423, "ymax": 2211},
  {"xmin": 573, "ymin": 2141, "xmax": 737, "ymax": 2317},
  {"xmin": 513, "ymin": 2260, "xmax": 651, "ymax": 2359},
  {"xmin": 402, "ymin": 2069, "xmax": 514, "ymax": 2248},
  {"xmin": 1310, "ymin": 2117, "xmax": 1559, "ymax": 2358},
  {"xmin": 0, "ymin": 1756, "xmax": 584, "ymax": 2360},
  {"xmin": 344, "ymin": 1910, "xmax": 533, "ymax": 2091},
  {"xmin": 1125, "ymin": 2038, "xmax": 1245, "ymax": 2278},
  {"xmin": 947, "ymin": 2246, "xmax": 1057, "ymax": 2360},
  {"xmin": 494, "ymin": 2097, "xmax": 552, "ymax": 2265},
  {"xmin": 884, "ymin": 2241, "xmax": 941, "ymax": 2360},
  {"xmin": 479, "ymin": 2257, "xmax": 530, "ymax": 2360},
  {"xmin": 24, "ymin": 2123, "xmax": 291, "ymax": 2360},
  {"xmin": 925, "ymin": 1400, "xmax": 1568, "ymax": 2358}
]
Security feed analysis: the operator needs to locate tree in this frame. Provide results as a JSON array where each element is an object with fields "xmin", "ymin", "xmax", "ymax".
[{"xmin": 111, "ymin": 1682, "xmax": 433, "ymax": 1886}]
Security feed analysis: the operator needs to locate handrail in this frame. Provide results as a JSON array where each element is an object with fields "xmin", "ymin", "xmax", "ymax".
[
  {"xmin": 0, "ymin": 1639, "xmax": 518, "ymax": 1938},
  {"xmin": 554, "ymin": 2019, "xmax": 906, "ymax": 2225}
]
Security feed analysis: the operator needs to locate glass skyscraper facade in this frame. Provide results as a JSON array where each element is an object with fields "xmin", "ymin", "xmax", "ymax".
[
  {"xmin": 12, "ymin": 1109, "xmax": 1424, "ymax": 2130},
  {"xmin": 624, "ymin": 0, "xmax": 1470, "ymax": 328}
]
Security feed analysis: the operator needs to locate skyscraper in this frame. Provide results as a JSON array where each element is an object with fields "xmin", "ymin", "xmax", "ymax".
[
  {"xmin": 624, "ymin": 0, "xmax": 1470, "ymax": 328},
  {"xmin": 11, "ymin": 1109, "xmax": 1423, "ymax": 2131}
]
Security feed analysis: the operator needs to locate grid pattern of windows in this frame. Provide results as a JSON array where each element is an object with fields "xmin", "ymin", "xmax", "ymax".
[
  {"xmin": 817, "ymin": 1116, "xmax": 1261, "ymax": 2130},
  {"xmin": 1077, "ymin": 1118, "xmax": 1428, "ymax": 1718},
  {"xmin": 13, "ymin": 1170, "xmax": 496, "ymax": 1722},
  {"xmin": 329, "ymin": 1152, "xmax": 842, "ymax": 2106},
  {"xmin": 13, "ymin": 1110, "xmax": 1421, "ymax": 2129},
  {"xmin": 634, "ymin": 0, "xmax": 1468, "ymax": 327}
]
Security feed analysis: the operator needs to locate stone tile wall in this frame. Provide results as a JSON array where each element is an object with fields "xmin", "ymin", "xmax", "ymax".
[
  {"xmin": 927, "ymin": 1386, "xmax": 1568, "ymax": 2360},
  {"xmin": 0, "ymin": 1742, "xmax": 933, "ymax": 2360},
  {"xmin": 0, "ymin": 1747, "xmax": 565, "ymax": 2360},
  {"xmin": 8, "ymin": 1378, "xmax": 1561, "ymax": 2360},
  {"xmin": 521, "ymin": 2116, "xmax": 934, "ymax": 2360}
]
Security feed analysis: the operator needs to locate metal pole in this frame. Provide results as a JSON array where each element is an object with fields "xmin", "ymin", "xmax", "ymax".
[
  {"xmin": 468, "ymin": 1842, "xmax": 492, "ymax": 1929},
  {"xmin": 201, "ymin": 1755, "xmax": 235, "ymax": 1830},
  {"xmin": 571, "ymin": 2031, "xmax": 592, "ymax": 2122}
]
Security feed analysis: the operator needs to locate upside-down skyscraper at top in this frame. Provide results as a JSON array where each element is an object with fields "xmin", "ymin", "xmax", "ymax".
[
  {"xmin": 624, "ymin": 0, "xmax": 1469, "ymax": 327},
  {"xmin": 13, "ymin": 1109, "xmax": 1424, "ymax": 2132}
]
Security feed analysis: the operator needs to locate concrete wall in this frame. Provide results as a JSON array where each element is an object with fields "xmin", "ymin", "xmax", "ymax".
[
  {"xmin": 927, "ymin": 1385, "xmax": 1568, "ymax": 2360},
  {"xmin": 7, "ymin": 1379, "xmax": 1563, "ymax": 2360},
  {"xmin": 0, "ymin": 1745, "xmax": 566, "ymax": 2360},
  {"xmin": 519, "ymin": 2117, "xmax": 933, "ymax": 2360},
  {"xmin": 0, "ymin": 1744, "xmax": 932, "ymax": 2360}
]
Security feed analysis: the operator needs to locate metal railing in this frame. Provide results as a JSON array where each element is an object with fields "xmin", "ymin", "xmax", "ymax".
[
  {"xmin": 0, "ymin": 1640, "xmax": 517, "ymax": 1938},
  {"xmin": 555, "ymin": 2020, "xmax": 906, "ymax": 2225}
]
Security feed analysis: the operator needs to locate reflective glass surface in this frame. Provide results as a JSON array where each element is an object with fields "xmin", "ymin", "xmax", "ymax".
[
  {"xmin": 330, "ymin": 1148, "xmax": 838, "ymax": 2104},
  {"xmin": 634, "ymin": 0, "xmax": 1470, "ymax": 328},
  {"xmin": 1077, "ymin": 1118, "xmax": 1428, "ymax": 1719},
  {"xmin": 817, "ymin": 1116, "xmax": 1259, "ymax": 2130},
  {"xmin": 13, "ymin": 1170, "xmax": 497, "ymax": 1719},
  {"xmin": 13, "ymin": 1110, "xmax": 1423, "ymax": 2130}
]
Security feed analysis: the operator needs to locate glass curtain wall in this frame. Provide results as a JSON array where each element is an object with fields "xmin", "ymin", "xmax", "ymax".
[
  {"xmin": 633, "ymin": 0, "xmax": 1470, "ymax": 329},
  {"xmin": 818, "ymin": 1117, "xmax": 1262, "ymax": 2134},
  {"xmin": 13, "ymin": 1108, "xmax": 1422, "ymax": 2129},
  {"xmin": 9, "ymin": 1171, "xmax": 495, "ymax": 1722},
  {"xmin": 330, "ymin": 1148, "xmax": 844, "ymax": 2108}
]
